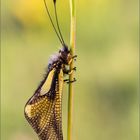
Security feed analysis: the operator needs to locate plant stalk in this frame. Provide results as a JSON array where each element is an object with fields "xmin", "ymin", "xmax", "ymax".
[{"xmin": 67, "ymin": 0, "xmax": 76, "ymax": 140}]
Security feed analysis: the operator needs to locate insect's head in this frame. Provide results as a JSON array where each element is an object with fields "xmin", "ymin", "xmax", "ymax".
[{"xmin": 59, "ymin": 45, "xmax": 72, "ymax": 65}]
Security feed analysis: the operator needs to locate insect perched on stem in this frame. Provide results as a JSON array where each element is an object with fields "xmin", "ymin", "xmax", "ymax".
[{"xmin": 24, "ymin": 0, "xmax": 76, "ymax": 140}]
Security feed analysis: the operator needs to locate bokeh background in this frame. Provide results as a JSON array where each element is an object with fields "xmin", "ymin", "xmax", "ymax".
[{"xmin": 1, "ymin": 0, "xmax": 139, "ymax": 140}]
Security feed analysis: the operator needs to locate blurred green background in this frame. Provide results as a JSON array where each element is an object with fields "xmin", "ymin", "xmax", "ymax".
[{"xmin": 1, "ymin": 0, "xmax": 139, "ymax": 140}]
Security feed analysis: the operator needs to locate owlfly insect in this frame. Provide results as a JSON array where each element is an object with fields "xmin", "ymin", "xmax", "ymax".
[{"xmin": 24, "ymin": 0, "xmax": 76, "ymax": 140}]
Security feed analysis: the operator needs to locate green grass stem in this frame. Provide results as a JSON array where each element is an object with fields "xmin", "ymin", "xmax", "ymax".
[{"xmin": 67, "ymin": 0, "xmax": 76, "ymax": 140}]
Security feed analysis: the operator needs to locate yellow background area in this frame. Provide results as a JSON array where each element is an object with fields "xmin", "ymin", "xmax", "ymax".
[{"xmin": 1, "ymin": 0, "xmax": 139, "ymax": 140}]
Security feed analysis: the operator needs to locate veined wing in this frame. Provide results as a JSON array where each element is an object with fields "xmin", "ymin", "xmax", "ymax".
[{"xmin": 24, "ymin": 68, "xmax": 64, "ymax": 140}]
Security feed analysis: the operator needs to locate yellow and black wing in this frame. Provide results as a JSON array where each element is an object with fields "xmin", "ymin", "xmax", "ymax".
[{"xmin": 24, "ymin": 68, "xmax": 64, "ymax": 140}]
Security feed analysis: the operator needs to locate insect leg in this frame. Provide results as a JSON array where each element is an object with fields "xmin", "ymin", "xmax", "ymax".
[
  {"xmin": 72, "ymin": 55, "xmax": 77, "ymax": 61},
  {"xmin": 64, "ymin": 78, "xmax": 76, "ymax": 84},
  {"xmin": 63, "ymin": 67, "xmax": 76, "ymax": 75}
]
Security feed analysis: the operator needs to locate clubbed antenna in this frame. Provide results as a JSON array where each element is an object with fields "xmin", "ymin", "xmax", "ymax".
[
  {"xmin": 43, "ymin": 0, "xmax": 64, "ymax": 45},
  {"xmin": 53, "ymin": 1, "xmax": 65, "ymax": 45},
  {"xmin": 53, "ymin": 0, "xmax": 56, "ymax": 4}
]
